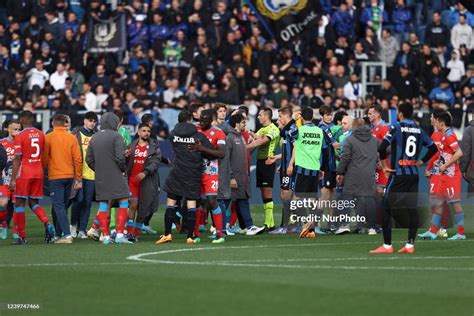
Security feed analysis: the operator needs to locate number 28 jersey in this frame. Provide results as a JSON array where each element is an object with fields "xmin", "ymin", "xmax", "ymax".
[
  {"xmin": 384, "ymin": 120, "xmax": 433, "ymax": 176},
  {"xmin": 14, "ymin": 127, "xmax": 45, "ymax": 179}
]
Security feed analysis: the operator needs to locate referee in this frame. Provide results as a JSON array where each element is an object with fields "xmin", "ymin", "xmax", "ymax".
[{"xmin": 248, "ymin": 107, "xmax": 280, "ymax": 230}]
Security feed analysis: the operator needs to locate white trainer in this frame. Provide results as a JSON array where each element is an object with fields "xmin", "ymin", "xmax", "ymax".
[{"xmin": 246, "ymin": 226, "xmax": 265, "ymax": 236}]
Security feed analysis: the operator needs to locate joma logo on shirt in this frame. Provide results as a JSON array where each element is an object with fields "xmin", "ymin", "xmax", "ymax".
[
  {"xmin": 302, "ymin": 132, "xmax": 321, "ymax": 138},
  {"xmin": 173, "ymin": 136, "xmax": 195, "ymax": 143}
]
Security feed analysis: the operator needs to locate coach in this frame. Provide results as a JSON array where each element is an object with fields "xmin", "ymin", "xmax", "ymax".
[
  {"xmin": 43, "ymin": 114, "xmax": 82, "ymax": 243},
  {"xmin": 336, "ymin": 118, "xmax": 378, "ymax": 235},
  {"xmin": 460, "ymin": 117, "xmax": 474, "ymax": 193}
]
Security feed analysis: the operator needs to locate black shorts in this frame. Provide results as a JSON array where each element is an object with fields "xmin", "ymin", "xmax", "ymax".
[
  {"xmin": 256, "ymin": 159, "xmax": 276, "ymax": 188},
  {"xmin": 320, "ymin": 171, "xmax": 337, "ymax": 189},
  {"xmin": 383, "ymin": 175, "xmax": 419, "ymax": 209},
  {"xmin": 280, "ymin": 173, "xmax": 294, "ymax": 190},
  {"xmin": 294, "ymin": 171, "xmax": 319, "ymax": 194},
  {"xmin": 167, "ymin": 193, "xmax": 197, "ymax": 203}
]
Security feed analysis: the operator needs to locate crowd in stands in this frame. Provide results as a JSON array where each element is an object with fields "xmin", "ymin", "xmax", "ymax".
[{"xmin": 0, "ymin": 0, "xmax": 473, "ymax": 135}]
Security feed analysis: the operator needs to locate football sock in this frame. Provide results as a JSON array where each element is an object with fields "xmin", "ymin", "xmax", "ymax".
[
  {"xmin": 92, "ymin": 215, "xmax": 100, "ymax": 230},
  {"xmin": 454, "ymin": 212, "xmax": 465, "ymax": 235},
  {"xmin": 164, "ymin": 206, "xmax": 175, "ymax": 236},
  {"xmin": 186, "ymin": 208, "xmax": 197, "ymax": 239},
  {"xmin": 212, "ymin": 206, "xmax": 223, "ymax": 238},
  {"xmin": 193, "ymin": 208, "xmax": 201, "ymax": 237},
  {"xmin": 109, "ymin": 208, "xmax": 116, "ymax": 229},
  {"xmin": 405, "ymin": 243, "xmax": 414, "ymax": 249},
  {"xmin": 0, "ymin": 206, "xmax": 7, "ymax": 228},
  {"xmin": 133, "ymin": 223, "xmax": 144, "ymax": 237},
  {"xmin": 14, "ymin": 206, "xmax": 26, "ymax": 238},
  {"xmin": 97, "ymin": 202, "xmax": 109, "ymax": 236},
  {"xmin": 441, "ymin": 203, "xmax": 450, "ymax": 228},
  {"xmin": 126, "ymin": 219, "xmax": 134, "ymax": 235},
  {"xmin": 382, "ymin": 205, "xmax": 392, "ymax": 245},
  {"xmin": 32, "ymin": 204, "xmax": 48, "ymax": 224},
  {"xmin": 407, "ymin": 207, "xmax": 418, "ymax": 245},
  {"xmin": 230, "ymin": 202, "xmax": 237, "ymax": 226},
  {"xmin": 116, "ymin": 201, "xmax": 129, "ymax": 234},
  {"xmin": 430, "ymin": 213, "xmax": 442, "ymax": 233},
  {"xmin": 12, "ymin": 211, "xmax": 18, "ymax": 235},
  {"xmin": 263, "ymin": 199, "xmax": 274, "ymax": 228},
  {"xmin": 383, "ymin": 244, "xmax": 392, "ymax": 249},
  {"xmin": 281, "ymin": 199, "xmax": 291, "ymax": 228}
]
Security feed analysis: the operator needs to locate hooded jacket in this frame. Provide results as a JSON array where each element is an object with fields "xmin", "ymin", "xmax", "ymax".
[
  {"xmin": 336, "ymin": 125, "xmax": 378, "ymax": 196},
  {"xmin": 163, "ymin": 122, "xmax": 212, "ymax": 200},
  {"xmin": 378, "ymin": 35, "xmax": 399, "ymax": 67},
  {"xmin": 86, "ymin": 112, "xmax": 129, "ymax": 201},
  {"xmin": 127, "ymin": 138, "xmax": 162, "ymax": 220},
  {"xmin": 227, "ymin": 128, "xmax": 251, "ymax": 199},
  {"xmin": 460, "ymin": 119, "xmax": 474, "ymax": 184},
  {"xmin": 447, "ymin": 50, "xmax": 466, "ymax": 82}
]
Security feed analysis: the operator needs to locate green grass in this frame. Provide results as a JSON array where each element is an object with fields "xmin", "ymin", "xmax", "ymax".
[{"xmin": 0, "ymin": 206, "xmax": 473, "ymax": 316}]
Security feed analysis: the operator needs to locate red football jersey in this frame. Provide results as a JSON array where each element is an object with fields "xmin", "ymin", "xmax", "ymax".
[
  {"xmin": 14, "ymin": 127, "xmax": 45, "ymax": 179},
  {"xmin": 438, "ymin": 128, "xmax": 460, "ymax": 177},
  {"xmin": 198, "ymin": 126, "xmax": 226, "ymax": 176},
  {"xmin": 372, "ymin": 121, "xmax": 390, "ymax": 142},
  {"xmin": 428, "ymin": 130, "xmax": 443, "ymax": 175},
  {"xmin": 0, "ymin": 138, "xmax": 16, "ymax": 184},
  {"xmin": 130, "ymin": 143, "xmax": 148, "ymax": 178}
]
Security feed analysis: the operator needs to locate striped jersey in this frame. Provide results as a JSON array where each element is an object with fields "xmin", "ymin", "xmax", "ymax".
[{"xmin": 384, "ymin": 119, "xmax": 433, "ymax": 176}]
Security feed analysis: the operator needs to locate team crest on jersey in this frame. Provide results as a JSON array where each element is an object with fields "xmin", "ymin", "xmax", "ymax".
[{"xmin": 256, "ymin": 0, "xmax": 307, "ymax": 20}]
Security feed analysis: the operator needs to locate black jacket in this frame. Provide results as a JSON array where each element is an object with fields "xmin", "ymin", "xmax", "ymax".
[{"xmin": 163, "ymin": 123, "xmax": 212, "ymax": 200}]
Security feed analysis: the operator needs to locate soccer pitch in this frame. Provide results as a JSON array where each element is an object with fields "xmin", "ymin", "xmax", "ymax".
[{"xmin": 1, "ymin": 206, "xmax": 473, "ymax": 316}]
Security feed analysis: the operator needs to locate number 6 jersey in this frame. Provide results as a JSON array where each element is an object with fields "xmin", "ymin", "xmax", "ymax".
[
  {"xmin": 383, "ymin": 119, "xmax": 433, "ymax": 176},
  {"xmin": 14, "ymin": 127, "xmax": 45, "ymax": 179}
]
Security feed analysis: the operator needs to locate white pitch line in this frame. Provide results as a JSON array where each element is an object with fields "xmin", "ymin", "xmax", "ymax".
[
  {"xmin": 126, "ymin": 245, "xmax": 474, "ymax": 272},
  {"xmin": 224, "ymin": 256, "xmax": 474, "ymax": 263}
]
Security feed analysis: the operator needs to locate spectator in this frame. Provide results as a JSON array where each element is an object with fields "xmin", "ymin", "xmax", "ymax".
[
  {"xmin": 360, "ymin": 0, "xmax": 388, "ymax": 34},
  {"xmin": 83, "ymin": 82, "xmax": 98, "ymax": 112},
  {"xmin": 448, "ymin": 2, "xmax": 474, "ymax": 28},
  {"xmin": 49, "ymin": 63, "xmax": 68, "ymax": 91},
  {"xmin": 391, "ymin": 65, "xmax": 419, "ymax": 100},
  {"xmin": 394, "ymin": 41, "xmax": 417, "ymax": 72},
  {"xmin": 163, "ymin": 78, "xmax": 184, "ymax": 104},
  {"xmin": 378, "ymin": 29, "xmax": 399, "ymax": 70},
  {"xmin": 43, "ymin": 114, "xmax": 82, "ymax": 243},
  {"xmin": 391, "ymin": 0, "xmax": 412, "ymax": 43},
  {"xmin": 332, "ymin": 2, "xmax": 354, "ymax": 38},
  {"xmin": 425, "ymin": 11, "xmax": 450, "ymax": 49},
  {"xmin": 43, "ymin": 11, "xmax": 63, "ymax": 42},
  {"xmin": 89, "ymin": 64, "xmax": 111, "ymax": 92},
  {"xmin": 429, "ymin": 79, "xmax": 455, "ymax": 107},
  {"xmin": 447, "ymin": 50, "xmax": 466, "ymax": 87},
  {"xmin": 343, "ymin": 73, "xmax": 363, "ymax": 101},
  {"xmin": 128, "ymin": 14, "xmax": 149, "ymax": 50},
  {"xmin": 451, "ymin": 14, "xmax": 473, "ymax": 50},
  {"xmin": 26, "ymin": 58, "xmax": 49, "ymax": 92}
]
